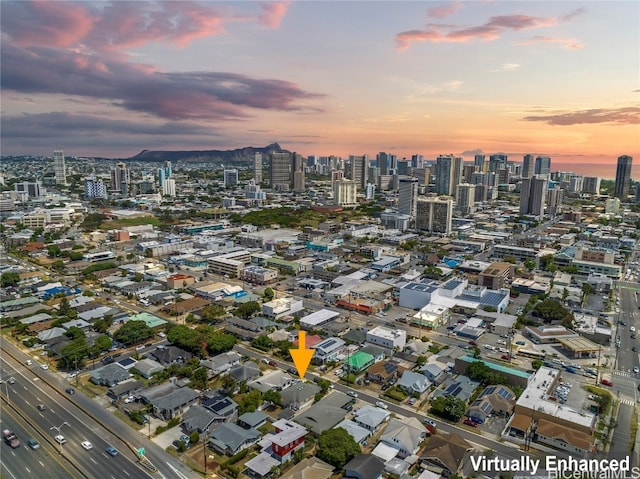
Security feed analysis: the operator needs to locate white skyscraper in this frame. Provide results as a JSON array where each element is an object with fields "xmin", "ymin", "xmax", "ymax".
[
  {"xmin": 333, "ymin": 179, "xmax": 357, "ymax": 207},
  {"xmin": 455, "ymin": 183, "xmax": 476, "ymax": 215},
  {"xmin": 84, "ymin": 177, "xmax": 107, "ymax": 199},
  {"xmin": 162, "ymin": 178, "xmax": 176, "ymax": 197},
  {"xmin": 254, "ymin": 153, "xmax": 263, "ymax": 185},
  {"xmin": 398, "ymin": 177, "xmax": 419, "ymax": 218},
  {"xmin": 365, "ymin": 183, "xmax": 376, "ymax": 200},
  {"xmin": 53, "ymin": 150, "xmax": 66, "ymax": 185}
]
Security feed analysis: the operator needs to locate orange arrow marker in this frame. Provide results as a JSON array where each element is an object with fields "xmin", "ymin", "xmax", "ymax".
[{"xmin": 290, "ymin": 331, "xmax": 314, "ymax": 379}]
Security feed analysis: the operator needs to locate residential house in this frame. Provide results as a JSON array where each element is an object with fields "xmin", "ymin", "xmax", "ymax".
[
  {"xmin": 248, "ymin": 370, "xmax": 294, "ymax": 393},
  {"xmin": 419, "ymin": 363, "xmax": 448, "ymax": 386},
  {"xmin": 280, "ymin": 383, "xmax": 321, "ymax": 411},
  {"xmin": 365, "ymin": 361, "xmax": 406, "ymax": 385},
  {"xmin": 202, "ymin": 394, "xmax": 239, "ymax": 422},
  {"xmin": 209, "ymin": 423, "xmax": 261, "ymax": 455},
  {"xmin": 90, "ymin": 364, "xmax": 131, "ymax": 387},
  {"xmin": 238, "ymin": 411, "xmax": 268, "ymax": 430},
  {"xmin": 37, "ymin": 327, "xmax": 67, "ymax": 345},
  {"xmin": 353, "ymin": 405, "xmax": 390, "ymax": 432},
  {"xmin": 182, "ymin": 405, "xmax": 217, "ymax": 434},
  {"xmin": 466, "ymin": 385, "xmax": 516, "ymax": 424},
  {"xmin": 397, "ymin": 371, "xmax": 431, "ymax": 395},
  {"xmin": 200, "ymin": 351, "xmax": 242, "ymax": 378},
  {"xmin": 244, "ymin": 452, "xmax": 280, "ymax": 479},
  {"xmin": 344, "ymin": 454, "xmax": 385, "ymax": 479},
  {"xmin": 294, "ymin": 392, "xmax": 351, "ymax": 435},
  {"xmin": 152, "ymin": 387, "xmax": 200, "ymax": 420},
  {"xmin": 379, "ymin": 417, "xmax": 428, "ymax": 458},
  {"xmin": 535, "ymin": 419, "xmax": 596, "ymax": 456},
  {"xmin": 432, "ymin": 376, "xmax": 480, "ymax": 403},
  {"xmin": 263, "ymin": 419, "xmax": 307, "ymax": 463},
  {"xmin": 228, "ymin": 362, "xmax": 261, "ymax": 383},
  {"xmin": 313, "ymin": 337, "xmax": 345, "ymax": 364},
  {"xmin": 132, "ymin": 358, "xmax": 165, "ymax": 379},
  {"xmin": 421, "ymin": 432, "xmax": 473, "ymax": 477},
  {"xmin": 334, "ymin": 420, "xmax": 371, "ymax": 445},
  {"xmin": 107, "ymin": 380, "xmax": 144, "ymax": 400},
  {"xmin": 149, "ymin": 346, "xmax": 193, "ymax": 366},
  {"xmin": 280, "ymin": 458, "xmax": 333, "ymax": 479}
]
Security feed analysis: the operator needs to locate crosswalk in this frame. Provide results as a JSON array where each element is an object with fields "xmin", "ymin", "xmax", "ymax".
[
  {"xmin": 613, "ymin": 370, "xmax": 634, "ymax": 378},
  {"xmin": 619, "ymin": 398, "xmax": 635, "ymax": 406}
]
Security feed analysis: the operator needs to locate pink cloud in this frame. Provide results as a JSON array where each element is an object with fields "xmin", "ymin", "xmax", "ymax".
[
  {"xmin": 518, "ymin": 35, "xmax": 584, "ymax": 49},
  {"xmin": 395, "ymin": 8, "xmax": 585, "ymax": 50},
  {"xmin": 258, "ymin": 2, "xmax": 289, "ymax": 28},
  {"xmin": 427, "ymin": 1, "xmax": 462, "ymax": 19},
  {"xmin": 522, "ymin": 107, "xmax": 640, "ymax": 126}
]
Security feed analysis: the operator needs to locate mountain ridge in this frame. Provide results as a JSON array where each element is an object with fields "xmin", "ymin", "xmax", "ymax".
[{"xmin": 128, "ymin": 143, "xmax": 288, "ymax": 162}]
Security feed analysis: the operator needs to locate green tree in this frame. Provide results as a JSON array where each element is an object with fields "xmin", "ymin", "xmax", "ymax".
[
  {"xmin": 51, "ymin": 260, "xmax": 66, "ymax": 272},
  {"xmin": 263, "ymin": 390, "xmax": 282, "ymax": 405},
  {"xmin": 113, "ymin": 320, "xmax": 153, "ymax": 345},
  {"xmin": 234, "ymin": 301, "xmax": 261, "ymax": 319},
  {"xmin": 91, "ymin": 334, "xmax": 113, "ymax": 356},
  {"xmin": 523, "ymin": 259, "xmax": 536, "ymax": 271},
  {"xmin": 191, "ymin": 367, "xmax": 209, "ymax": 390},
  {"xmin": 317, "ymin": 428, "xmax": 361, "ymax": 468},
  {"xmin": 429, "ymin": 395, "xmax": 466, "ymax": 421},
  {"xmin": 531, "ymin": 359, "xmax": 544, "ymax": 370},
  {"xmin": 189, "ymin": 431, "xmax": 200, "ymax": 445},
  {"xmin": 237, "ymin": 390, "xmax": 262, "ymax": 414},
  {"xmin": 58, "ymin": 337, "xmax": 90, "ymax": 370},
  {"xmin": 167, "ymin": 325, "xmax": 203, "ymax": 355},
  {"xmin": 65, "ymin": 326, "xmax": 85, "ymax": 340},
  {"xmin": 503, "ymin": 256, "xmax": 517, "ymax": 264},
  {"xmin": 263, "ymin": 288, "xmax": 275, "ymax": 301},
  {"xmin": 274, "ymin": 340, "xmax": 293, "ymax": 362},
  {"xmin": 532, "ymin": 299, "xmax": 573, "ymax": 325},
  {"xmin": 251, "ymin": 335, "xmax": 274, "ymax": 351},
  {"xmin": 416, "ymin": 355, "xmax": 428, "ymax": 367},
  {"xmin": 0, "ymin": 272, "xmax": 20, "ymax": 287},
  {"xmin": 47, "ymin": 244, "xmax": 62, "ymax": 257},
  {"xmin": 201, "ymin": 304, "xmax": 226, "ymax": 322},
  {"xmin": 58, "ymin": 296, "xmax": 71, "ymax": 316}
]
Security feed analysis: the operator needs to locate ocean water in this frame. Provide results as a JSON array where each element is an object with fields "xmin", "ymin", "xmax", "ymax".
[{"xmin": 549, "ymin": 162, "xmax": 638, "ymax": 180}]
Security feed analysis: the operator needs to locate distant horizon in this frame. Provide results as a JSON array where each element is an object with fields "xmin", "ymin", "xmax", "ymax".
[{"xmin": 1, "ymin": 1, "xmax": 637, "ymax": 162}]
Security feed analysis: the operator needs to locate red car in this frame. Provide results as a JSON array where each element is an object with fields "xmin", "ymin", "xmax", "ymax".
[
  {"xmin": 600, "ymin": 379, "xmax": 613, "ymax": 387},
  {"xmin": 468, "ymin": 340, "xmax": 477, "ymax": 346},
  {"xmin": 463, "ymin": 419, "xmax": 478, "ymax": 427},
  {"xmin": 501, "ymin": 354, "xmax": 511, "ymax": 360}
]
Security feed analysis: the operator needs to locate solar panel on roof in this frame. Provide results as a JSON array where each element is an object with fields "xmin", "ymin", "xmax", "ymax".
[
  {"xmin": 383, "ymin": 363, "xmax": 398, "ymax": 374},
  {"xmin": 210, "ymin": 398, "xmax": 232, "ymax": 413}
]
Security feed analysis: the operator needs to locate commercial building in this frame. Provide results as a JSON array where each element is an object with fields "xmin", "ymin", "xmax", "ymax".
[
  {"xmin": 300, "ymin": 309, "xmax": 340, "ymax": 330},
  {"xmin": 582, "ymin": 176, "xmax": 601, "ymax": 195},
  {"xmin": 53, "ymin": 150, "xmax": 66, "ymax": 185},
  {"xmin": 534, "ymin": 156, "xmax": 551, "ymax": 176},
  {"xmin": 261, "ymin": 297, "xmax": 304, "ymax": 320},
  {"xmin": 522, "ymin": 154, "xmax": 535, "ymax": 178},
  {"xmin": 83, "ymin": 177, "xmax": 107, "ymax": 199},
  {"xmin": 223, "ymin": 169, "xmax": 238, "ymax": 187},
  {"xmin": 14, "ymin": 182, "xmax": 42, "ymax": 198},
  {"xmin": 478, "ymin": 262, "xmax": 514, "ymax": 290},
  {"xmin": 348, "ymin": 155, "xmax": 367, "ymax": 190},
  {"xmin": 333, "ymin": 179, "xmax": 358, "ymax": 207},
  {"xmin": 398, "ymin": 177, "xmax": 419, "ymax": 218},
  {"xmin": 254, "ymin": 152, "xmax": 263, "ymax": 185},
  {"xmin": 269, "ymin": 152, "xmax": 292, "ymax": 192},
  {"xmin": 111, "ymin": 162, "xmax": 130, "ymax": 194},
  {"xmin": 240, "ymin": 265, "xmax": 278, "ymax": 285},
  {"xmin": 519, "ymin": 176, "xmax": 547, "ymax": 219},
  {"xmin": 434, "ymin": 155, "xmax": 462, "ymax": 196},
  {"xmin": 455, "ymin": 184, "xmax": 475, "ymax": 214},
  {"xmin": 366, "ymin": 326, "xmax": 407, "ymax": 350}
]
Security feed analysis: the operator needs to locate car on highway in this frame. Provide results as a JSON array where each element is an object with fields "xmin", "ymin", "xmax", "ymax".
[
  {"xmin": 7, "ymin": 377, "xmax": 15, "ymax": 385},
  {"xmin": 54, "ymin": 435, "xmax": 66, "ymax": 444},
  {"xmin": 65, "ymin": 387, "xmax": 75, "ymax": 395},
  {"xmin": 26, "ymin": 360, "xmax": 32, "ymax": 366},
  {"xmin": 468, "ymin": 340, "xmax": 477, "ymax": 346},
  {"xmin": 81, "ymin": 441, "xmax": 93, "ymax": 450},
  {"xmin": 106, "ymin": 446, "xmax": 118, "ymax": 456},
  {"xmin": 40, "ymin": 364, "xmax": 48, "ymax": 370},
  {"xmin": 37, "ymin": 404, "xmax": 46, "ymax": 411},
  {"xmin": 27, "ymin": 438, "xmax": 40, "ymax": 449}
]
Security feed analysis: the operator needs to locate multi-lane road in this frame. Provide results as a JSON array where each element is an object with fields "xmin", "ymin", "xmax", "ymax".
[{"xmin": 1, "ymin": 340, "xmax": 199, "ymax": 479}]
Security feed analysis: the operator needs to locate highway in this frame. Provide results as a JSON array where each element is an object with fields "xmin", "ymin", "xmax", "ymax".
[
  {"xmin": 1, "ymin": 340, "xmax": 199, "ymax": 479},
  {"xmin": 0, "ymin": 403, "xmax": 74, "ymax": 479}
]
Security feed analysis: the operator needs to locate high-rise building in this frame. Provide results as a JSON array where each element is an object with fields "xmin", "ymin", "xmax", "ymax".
[
  {"xmin": 462, "ymin": 164, "xmax": 477, "ymax": 183},
  {"xmin": 245, "ymin": 179, "xmax": 266, "ymax": 202},
  {"xmin": 547, "ymin": 188, "xmax": 563, "ymax": 216},
  {"xmin": 519, "ymin": 176, "xmax": 547, "ymax": 219},
  {"xmin": 498, "ymin": 168, "xmax": 510, "ymax": 185},
  {"xmin": 582, "ymin": 177, "xmax": 601, "ymax": 195},
  {"xmin": 489, "ymin": 154, "xmax": 508, "ymax": 174},
  {"xmin": 333, "ymin": 179, "xmax": 357, "ymax": 207},
  {"xmin": 348, "ymin": 155, "xmax": 367, "ymax": 190},
  {"xmin": 534, "ymin": 156, "xmax": 551, "ymax": 176},
  {"xmin": 292, "ymin": 153, "xmax": 305, "ymax": 191},
  {"xmin": 158, "ymin": 168, "xmax": 166, "ymax": 188},
  {"xmin": 269, "ymin": 152, "xmax": 291, "ymax": 192},
  {"xmin": 162, "ymin": 178, "xmax": 176, "ymax": 197},
  {"xmin": 434, "ymin": 155, "xmax": 462, "ymax": 196},
  {"xmin": 377, "ymin": 152, "xmax": 390, "ymax": 176},
  {"xmin": 83, "ymin": 177, "xmax": 107, "ymax": 199},
  {"xmin": 397, "ymin": 160, "xmax": 410, "ymax": 176},
  {"xmin": 456, "ymin": 184, "xmax": 476, "ymax": 215},
  {"xmin": 415, "ymin": 197, "xmax": 453, "ymax": 235},
  {"xmin": 111, "ymin": 162, "xmax": 130, "ymax": 194},
  {"xmin": 568, "ymin": 176, "xmax": 584, "ymax": 193},
  {"xmin": 398, "ymin": 177, "xmax": 419, "ymax": 218},
  {"xmin": 522, "ymin": 154, "xmax": 535, "ymax": 178},
  {"xmin": 14, "ymin": 182, "xmax": 42, "ymax": 198},
  {"xmin": 614, "ymin": 155, "xmax": 633, "ymax": 199},
  {"xmin": 474, "ymin": 154, "xmax": 486, "ymax": 172},
  {"xmin": 53, "ymin": 150, "xmax": 66, "ymax": 185},
  {"xmin": 254, "ymin": 153, "xmax": 263, "ymax": 185},
  {"xmin": 411, "ymin": 154, "xmax": 424, "ymax": 169},
  {"xmin": 165, "ymin": 161, "xmax": 172, "ymax": 178},
  {"xmin": 605, "ymin": 197, "xmax": 621, "ymax": 214},
  {"xmin": 365, "ymin": 183, "xmax": 376, "ymax": 200},
  {"xmin": 331, "ymin": 170, "xmax": 344, "ymax": 188},
  {"xmin": 223, "ymin": 169, "xmax": 238, "ymax": 187}
]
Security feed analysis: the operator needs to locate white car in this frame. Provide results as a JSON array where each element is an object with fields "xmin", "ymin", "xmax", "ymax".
[
  {"xmin": 375, "ymin": 401, "xmax": 388, "ymax": 410},
  {"xmin": 81, "ymin": 441, "xmax": 93, "ymax": 450},
  {"xmin": 54, "ymin": 435, "xmax": 66, "ymax": 444},
  {"xmin": 347, "ymin": 391, "xmax": 358, "ymax": 398},
  {"xmin": 40, "ymin": 364, "xmax": 49, "ymax": 370},
  {"xmin": 632, "ymin": 327, "xmax": 637, "ymax": 332},
  {"xmin": 634, "ymin": 367, "xmax": 639, "ymax": 374},
  {"xmin": 497, "ymin": 340, "xmax": 507, "ymax": 346},
  {"xmin": 26, "ymin": 360, "xmax": 32, "ymax": 366}
]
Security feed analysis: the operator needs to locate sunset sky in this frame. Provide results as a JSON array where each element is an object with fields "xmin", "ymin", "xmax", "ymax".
[{"xmin": 1, "ymin": 1, "xmax": 638, "ymax": 175}]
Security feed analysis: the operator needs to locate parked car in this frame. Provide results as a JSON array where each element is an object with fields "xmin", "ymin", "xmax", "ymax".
[
  {"xmin": 375, "ymin": 401, "xmax": 388, "ymax": 410},
  {"xmin": 515, "ymin": 341, "xmax": 526, "ymax": 346},
  {"xmin": 468, "ymin": 340, "xmax": 477, "ymax": 346},
  {"xmin": 463, "ymin": 419, "xmax": 478, "ymax": 427}
]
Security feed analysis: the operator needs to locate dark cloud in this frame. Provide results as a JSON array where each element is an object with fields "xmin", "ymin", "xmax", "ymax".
[
  {"xmin": 1, "ymin": 41, "xmax": 324, "ymax": 121},
  {"xmin": 522, "ymin": 107, "xmax": 640, "ymax": 125}
]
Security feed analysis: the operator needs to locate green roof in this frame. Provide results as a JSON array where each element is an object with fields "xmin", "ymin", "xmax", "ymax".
[
  {"xmin": 0, "ymin": 296, "xmax": 40, "ymax": 309},
  {"xmin": 458, "ymin": 356, "xmax": 531, "ymax": 379},
  {"xmin": 345, "ymin": 351, "xmax": 375, "ymax": 370},
  {"xmin": 128, "ymin": 312, "xmax": 167, "ymax": 328}
]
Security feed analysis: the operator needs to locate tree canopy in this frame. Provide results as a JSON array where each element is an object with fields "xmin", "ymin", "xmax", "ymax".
[
  {"xmin": 166, "ymin": 324, "xmax": 236, "ymax": 357},
  {"xmin": 532, "ymin": 299, "xmax": 573, "ymax": 324},
  {"xmin": 317, "ymin": 428, "xmax": 361, "ymax": 468},
  {"xmin": 430, "ymin": 395, "xmax": 466, "ymax": 421},
  {"xmin": 234, "ymin": 301, "xmax": 261, "ymax": 320},
  {"xmin": 113, "ymin": 320, "xmax": 154, "ymax": 345}
]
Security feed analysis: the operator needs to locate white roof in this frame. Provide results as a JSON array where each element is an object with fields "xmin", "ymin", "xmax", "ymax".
[
  {"xmin": 300, "ymin": 309, "xmax": 340, "ymax": 327},
  {"xmin": 371, "ymin": 441, "xmax": 400, "ymax": 462}
]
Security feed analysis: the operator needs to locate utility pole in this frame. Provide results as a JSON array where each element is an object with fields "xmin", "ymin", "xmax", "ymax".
[{"xmin": 204, "ymin": 425, "xmax": 209, "ymax": 475}]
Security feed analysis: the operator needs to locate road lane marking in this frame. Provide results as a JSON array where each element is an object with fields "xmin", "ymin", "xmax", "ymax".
[
  {"xmin": 22, "ymin": 386, "xmax": 27, "ymax": 390},
  {"xmin": 123, "ymin": 470, "xmax": 130, "ymax": 476},
  {"xmin": 38, "ymin": 461, "xmax": 45, "ymax": 468},
  {"xmin": 90, "ymin": 458, "xmax": 97, "ymax": 464},
  {"xmin": 25, "ymin": 468, "xmax": 30, "ymax": 474}
]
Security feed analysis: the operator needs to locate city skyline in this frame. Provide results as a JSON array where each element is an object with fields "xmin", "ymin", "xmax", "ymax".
[{"xmin": 1, "ymin": 1, "xmax": 638, "ymax": 171}]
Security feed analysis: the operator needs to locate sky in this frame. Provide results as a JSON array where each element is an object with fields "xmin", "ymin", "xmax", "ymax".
[{"xmin": 1, "ymin": 0, "xmax": 638, "ymax": 175}]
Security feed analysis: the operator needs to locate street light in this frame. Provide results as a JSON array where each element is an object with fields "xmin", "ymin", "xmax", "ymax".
[
  {"xmin": 50, "ymin": 421, "xmax": 69, "ymax": 454},
  {"xmin": 204, "ymin": 425, "xmax": 210, "ymax": 475}
]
